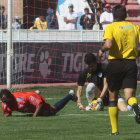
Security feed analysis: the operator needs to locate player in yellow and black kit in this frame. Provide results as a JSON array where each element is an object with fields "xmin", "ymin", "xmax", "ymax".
[{"xmin": 99, "ymin": 5, "xmax": 140, "ymax": 135}]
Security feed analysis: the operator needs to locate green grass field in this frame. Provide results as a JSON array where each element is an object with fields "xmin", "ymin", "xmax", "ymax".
[{"xmin": 1, "ymin": 85, "xmax": 140, "ymax": 140}]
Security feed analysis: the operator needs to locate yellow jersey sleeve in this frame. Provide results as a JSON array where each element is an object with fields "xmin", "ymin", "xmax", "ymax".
[{"xmin": 103, "ymin": 25, "xmax": 113, "ymax": 40}]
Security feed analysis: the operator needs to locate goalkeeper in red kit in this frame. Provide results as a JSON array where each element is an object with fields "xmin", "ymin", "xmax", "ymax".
[{"xmin": 0, "ymin": 89, "xmax": 77, "ymax": 117}]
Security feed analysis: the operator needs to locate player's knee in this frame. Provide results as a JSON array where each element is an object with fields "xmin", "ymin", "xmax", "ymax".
[{"xmin": 86, "ymin": 83, "xmax": 96, "ymax": 94}]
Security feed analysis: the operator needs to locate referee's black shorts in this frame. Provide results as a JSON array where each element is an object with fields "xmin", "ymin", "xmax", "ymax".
[{"xmin": 106, "ymin": 59, "xmax": 137, "ymax": 92}]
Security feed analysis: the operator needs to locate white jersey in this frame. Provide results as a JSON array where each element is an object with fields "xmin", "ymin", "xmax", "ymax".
[
  {"xmin": 100, "ymin": 11, "xmax": 113, "ymax": 30},
  {"xmin": 64, "ymin": 11, "xmax": 78, "ymax": 30}
]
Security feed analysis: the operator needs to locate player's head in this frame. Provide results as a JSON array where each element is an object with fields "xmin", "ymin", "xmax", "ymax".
[
  {"xmin": 112, "ymin": 5, "xmax": 127, "ymax": 21},
  {"xmin": 84, "ymin": 53, "xmax": 97, "ymax": 71},
  {"xmin": 0, "ymin": 89, "xmax": 13, "ymax": 104}
]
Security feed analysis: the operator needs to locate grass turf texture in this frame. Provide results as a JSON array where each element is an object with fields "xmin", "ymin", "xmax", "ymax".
[{"xmin": 1, "ymin": 85, "xmax": 140, "ymax": 140}]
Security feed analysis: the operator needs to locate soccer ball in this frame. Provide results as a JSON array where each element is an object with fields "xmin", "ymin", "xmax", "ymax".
[{"xmin": 91, "ymin": 99, "xmax": 102, "ymax": 111}]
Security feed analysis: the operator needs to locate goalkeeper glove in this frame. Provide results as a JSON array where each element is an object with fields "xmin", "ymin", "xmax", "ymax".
[
  {"xmin": 97, "ymin": 98, "xmax": 102, "ymax": 104},
  {"xmin": 97, "ymin": 98, "xmax": 103, "ymax": 111},
  {"xmin": 78, "ymin": 103, "xmax": 85, "ymax": 110}
]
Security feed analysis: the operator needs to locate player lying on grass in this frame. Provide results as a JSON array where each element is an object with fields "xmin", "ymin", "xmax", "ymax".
[
  {"xmin": 76, "ymin": 53, "xmax": 132, "ymax": 111},
  {"xmin": 0, "ymin": 89, "xmax": 77, "ymax": 117}
]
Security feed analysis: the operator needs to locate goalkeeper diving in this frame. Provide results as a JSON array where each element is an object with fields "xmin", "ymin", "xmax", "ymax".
[{"xmin": 76, "ymin": 53, "xmax": 132, "ymax": 111}]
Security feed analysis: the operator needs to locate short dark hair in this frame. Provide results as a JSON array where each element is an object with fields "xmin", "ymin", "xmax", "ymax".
[
  {"xmin": 112, "ymin": 5, "xmax": 127, "ymax": 21},
  {"xmin": 0, "ymin": 89, "xmax": 12, "ymax": 98},
  {"xmin": 84, "ymin": 53, "xmax": 97, "ymax": 65},
  {"xmin": 0, "ymin": 6, "xmax": 5, "ymax": 10},
  {"xmin": 84, "ymin": 8, "xmax": 89, "ymax": 11}
]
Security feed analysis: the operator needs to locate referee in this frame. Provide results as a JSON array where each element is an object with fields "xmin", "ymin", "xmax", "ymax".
[{"xmin": 99, "ymin": 5, "xmax": 140, "ymax": 135}]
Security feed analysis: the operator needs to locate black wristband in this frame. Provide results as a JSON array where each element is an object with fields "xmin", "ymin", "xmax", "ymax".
[{"xmin": 100, "ymin": 48, "xmax": 105, "ymax": 53}]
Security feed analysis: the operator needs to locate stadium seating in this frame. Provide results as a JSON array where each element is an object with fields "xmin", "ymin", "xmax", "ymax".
[{"xmin": 107, "ymin": 0, "xmax": 140, "ymax": 26}]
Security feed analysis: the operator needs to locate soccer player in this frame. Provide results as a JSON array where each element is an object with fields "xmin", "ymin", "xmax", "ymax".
[
  {"xmin": 77, "ymin": 53, "xmax": 132, "ymax": 111},
  {"xmin": 0, "ymin": 89, "xmax": 77, "ymax": 117},
  {"xmin": 99, "ymin": 5, "xmax": 140, "ymax": 135},
  {"xmin": 77, "ymin": 53, "xmax": 107, "ymax": 110}
]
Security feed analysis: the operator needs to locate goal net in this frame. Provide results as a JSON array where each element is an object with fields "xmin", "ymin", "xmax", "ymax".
[{"xmin": 0, "ymin": 0, "xmax": 140, "ymax": 90}]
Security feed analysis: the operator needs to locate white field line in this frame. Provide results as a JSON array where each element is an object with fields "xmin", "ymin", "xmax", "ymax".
[
  {"xmin": 58, "ymin": 113, "xmax": 134, "ymax": 117},
  {"xmin": 45, "ymin": 98, "xmax": 62, "ymax": 100},
  {"xmin": 0, "ymin": 95, "xmax": 139, "ymax": 102},
  {"xmin": 11, "ymin": 112, "xmax": 134, "ymax": 117}
]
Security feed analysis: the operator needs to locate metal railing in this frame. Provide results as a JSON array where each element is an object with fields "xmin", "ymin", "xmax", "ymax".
[{"xmin": 0, "ymin": 29, "xmax": 104, "ymax": 42}]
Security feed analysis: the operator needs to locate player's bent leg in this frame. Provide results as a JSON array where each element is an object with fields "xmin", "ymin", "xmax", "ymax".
[
  {"xmin": 53, "ymin": 90, "xmax": 77, "ymax": 113},
  {"xmin": 85, "ymin": 83, "xmax": 95, "ymax": 110},
  {"xmin": 118, "ymin": 97, "xmax": 132, "ymax": 112},
  {"xmin": 86, "ymin": 83, "xmax": 96, "ymax": 102},
  {"xmin": 124, "ymin": 88, "xmax": 136, "ymax": 101},
  {"xmin": 108, "ymin": 90, "xmax": 119, "ymax": 135},
  {"xmin": 118, "ymin": 97, "xmax": 127, "ymax": 111},
  {"xmin": 128, "ymin": 97, "xmax": 140, "ymax": 123},
  {"xmin": 41, "ymin": 90, "xmax": 77, "ymax": 116},
  {"xmin": 124, "ymin": 88, "xmax": 140, "ymax": 123}
]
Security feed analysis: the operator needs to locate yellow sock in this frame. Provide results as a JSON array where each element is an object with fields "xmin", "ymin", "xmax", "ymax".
[
  {"xmin": 128, "ymin": 97, "xmax": 138, "ymax": 106},
  {"xmin": 109, "ymin": 107, "xmax": 118, "ymax": 133}
]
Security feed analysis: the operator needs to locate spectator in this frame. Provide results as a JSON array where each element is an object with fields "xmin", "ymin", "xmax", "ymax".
[
  {"xmin": 95, "ymin": 0, "xmax": 107, "ymax": 12},
  {"xmin": 100, "ymin": 4, "xmax": 113, "ymax": 30},
  {"xmin": 64, "ymin": 3, "xmax": 78, "ymax": 30},
  {"xmin": 0, "ymin": 6, "xmax": 6, "ymax": 29},
  {"xmin": 88, "ymin": 0, "xmax": 107, "ymax": 29},
  {"xmin": 32, "ymin": 16, "xmax": 47, "ymax": 30},
  {"xmin": 87, "ymin": 0, "xmax": 106, "ymax": 13},
  {"xmin": 80, "ymin": 8, "xmax": 95, "ymax": 30},
  {"xmin": 12, "ymin": 16, "xmax": 21, "ymax": 29},
  {"xmin": 46, "ymin": 8, "xmax": 59, "ymax": 29}
]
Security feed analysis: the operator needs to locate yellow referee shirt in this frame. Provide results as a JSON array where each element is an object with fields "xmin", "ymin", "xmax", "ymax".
[{"xmin": 103, "ymin": 21, "xmax": 140, "ymax": 60}]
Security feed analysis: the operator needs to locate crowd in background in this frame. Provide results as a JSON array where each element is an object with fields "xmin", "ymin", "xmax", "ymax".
[
  {"xmin": 29, "ymin": 0, "xmax": 113, "ymax": 30},
  {"xmin": 0, "ymin": 0, "xmax": 139, "ymax": 30},
  {"xmin": 0, "ymin": 6, "xmax": 6, "ymax": 29}
]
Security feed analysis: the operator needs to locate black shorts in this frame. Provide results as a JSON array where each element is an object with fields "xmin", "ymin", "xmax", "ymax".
[{"xmin": 106, "ymin": 59, "xmax": 137, "ymax": 92}]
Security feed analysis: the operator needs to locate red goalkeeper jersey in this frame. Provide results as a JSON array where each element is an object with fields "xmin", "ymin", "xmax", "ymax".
[{"xmin": 2, "ymin": 91, "xmax": 50, "ymax": 116}]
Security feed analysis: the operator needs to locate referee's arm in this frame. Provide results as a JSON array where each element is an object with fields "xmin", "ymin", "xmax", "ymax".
[
  {"xmin": 100, "ymin": 77, "xmax": 108, "ymax": 99},
  {"xmin": 99, "ymin": 39, "xmax": 112, "ymax": 57}
]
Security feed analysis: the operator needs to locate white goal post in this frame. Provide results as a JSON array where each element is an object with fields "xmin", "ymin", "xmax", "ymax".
[{"xmin": 7, "ymin": 0, "xmax": 12, "ymax": 89}]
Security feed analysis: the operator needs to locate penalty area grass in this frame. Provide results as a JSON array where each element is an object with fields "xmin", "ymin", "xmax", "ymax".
[{"xmin": 0, "ymin": 85, "xmax": 140, "ymax": 140}]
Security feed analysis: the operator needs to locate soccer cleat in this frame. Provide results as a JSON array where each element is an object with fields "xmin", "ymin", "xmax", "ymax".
[
  {"xmin": 132, "ymin": 104, "xmax": 140, "ymax": 124},
  {"xmin": 69, "ymin": 90, "xmax": 77, "ymax": 102},
  {"xmin": 85, "ymin": 103, "xmax": 91, "ymax": 111},
  {"xmin": 35, "ymin": 90, "xmax": 40, "ymax": 95},
  {"xmin": 110, "ymin": 132, "xmax": 119, "ymax": 136}
]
